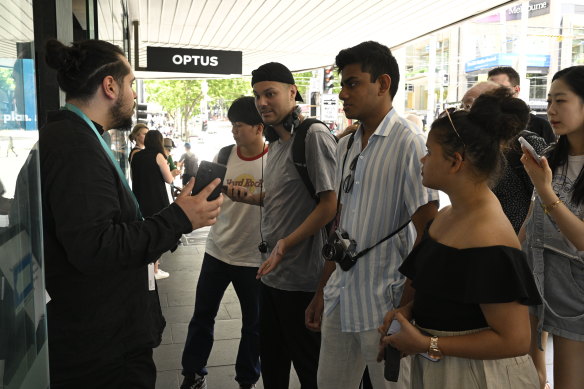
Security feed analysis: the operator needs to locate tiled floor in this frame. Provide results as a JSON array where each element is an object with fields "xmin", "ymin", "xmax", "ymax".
[
  {"xmin": 154, "ymin": 228, "xmax": 300, "ymax": 389},
  {"xmin": 154, "ymin": 229, "xmax": 556, "ymax": 389}
]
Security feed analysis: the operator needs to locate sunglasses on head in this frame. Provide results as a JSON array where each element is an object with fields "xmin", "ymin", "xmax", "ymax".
[{"xmin": 437, "ymin": 107, "xmax": 466, "ymax": 158}]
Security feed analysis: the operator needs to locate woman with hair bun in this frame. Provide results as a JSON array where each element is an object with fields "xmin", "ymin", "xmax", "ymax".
[
  {"xmin": 129, "ymin": 123, "xmax": 149, "ymax": 162},
  {"xmin": 521, "ymin": 65, "xmax": 584, "ymax": 389},
  {"xmin": 378, "ymin": 87, "xmax": 541, "ymax": 388}
]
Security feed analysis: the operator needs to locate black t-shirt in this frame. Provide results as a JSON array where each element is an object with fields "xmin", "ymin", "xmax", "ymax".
[
  {"xmin": 528, "ymin": 113, "xmax": 556, "ymax": 145},
  {"xmin": 399, "ymin": 225, "xmax": 541, "ymax": 331}
]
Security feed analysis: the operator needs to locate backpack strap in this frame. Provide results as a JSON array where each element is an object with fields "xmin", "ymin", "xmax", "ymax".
[
  {"xmin": 292, "ymin": 118, "xmax": 328, "ymax": 202},
  {"xmin": 217, "ymin": 144, "xmax": 235, "ymax": 166}
]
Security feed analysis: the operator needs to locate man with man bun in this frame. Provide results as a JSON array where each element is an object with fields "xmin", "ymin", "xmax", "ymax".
[{"xmin": 40, "ymin": 39, "xmax": 223, "ymax": 388}]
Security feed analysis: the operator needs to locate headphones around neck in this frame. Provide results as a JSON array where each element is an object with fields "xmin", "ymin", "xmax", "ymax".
[{"xmin": 264, "ymin": 106, "xmax": 302, "ymax": 142}]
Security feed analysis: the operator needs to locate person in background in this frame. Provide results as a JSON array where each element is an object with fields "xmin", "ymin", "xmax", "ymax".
[
  {"xmin": 180, "ymin": 96, "xmax": 266, "ymax": 389},
  {"xmin": 40, "ymin": 38, "xmax": 222, "ymax": 389},
  {"xmin": 460, "ymin": 81, "xmax": 500, "ymax": 111},
  {"xmin": 405, "ymin": 114, "xmax": 424, "ymax": 132},
  {"xmin": 520, "ymin": 65, "xmax": 584, "ymax": 389},
  {"xmin": 129, "ymin": 123, "xmax": 148, "ymax": 162},
  {"xmin": 379, "ymin": 88, "xmax": 540, "ymax": 389},
  {"xmin": 462, "ymin": 81, "xmax": 549, "ymax": 233},
  {"xmin": 488, "ymin": 66, "xmax": 556, "ymax": 144},
  {"xmin": 163, "ymin": 137, "xmax": 181, "ymax": 178},
  {"xmin": 132, "ymin": 130, "xmax": 176, "ymax": 280},
  {"xmin": 178, "ymin": 142, "xmax": 199, "ymax": 187}
]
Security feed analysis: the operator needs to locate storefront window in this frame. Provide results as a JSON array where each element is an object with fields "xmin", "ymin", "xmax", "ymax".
[
  {"xmin": 0, "ymin": 1, "xmax": 49, "ymax": 388},
  {"xmin": 398, "ymin": 0, "xmax": 584, "ymax": 123}
]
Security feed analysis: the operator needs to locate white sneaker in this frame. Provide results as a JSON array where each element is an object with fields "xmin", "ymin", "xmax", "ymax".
[{"xmin": 155, "ymin": 269, "xmax": 170, "ymax": 280}]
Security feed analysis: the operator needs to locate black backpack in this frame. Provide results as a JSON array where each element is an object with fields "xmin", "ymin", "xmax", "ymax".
[{"xmin": 217, "ymin": 118, "xmax": 331, "ymax": 202}]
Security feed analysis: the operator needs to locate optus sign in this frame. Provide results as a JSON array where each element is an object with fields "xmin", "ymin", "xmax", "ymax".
[{"xmin": 147, "ymin": 47, "xmax": 242, "ymax": 75}]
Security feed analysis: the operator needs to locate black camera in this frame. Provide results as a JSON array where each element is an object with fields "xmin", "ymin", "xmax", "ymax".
[{"xmin": 321, "ymin": 229, "xmax": 358, "ymax": 271}]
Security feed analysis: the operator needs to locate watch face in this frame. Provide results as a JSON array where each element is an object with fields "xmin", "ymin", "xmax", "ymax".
[{"xmin": 428, "ymin": 349, "xmax": 442, "ymax": 360}]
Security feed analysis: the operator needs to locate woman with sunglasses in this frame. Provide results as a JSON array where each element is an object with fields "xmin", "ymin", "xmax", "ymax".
[
  {"xmin": 520, "ymin": 66, "xmax": 584, "ymax": 389},
  {"xmin": 378, "ymin": 87, "xmax": 541, "ymax": 388}
]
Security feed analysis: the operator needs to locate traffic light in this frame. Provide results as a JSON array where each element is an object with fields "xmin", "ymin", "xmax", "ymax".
[
  {"xmin": 323, "ymin": 66, "xmax": 334, "ymax": 93},
  {"xmin": 136, "ymin": 103, "xmax": 148, "ymax": 124}
]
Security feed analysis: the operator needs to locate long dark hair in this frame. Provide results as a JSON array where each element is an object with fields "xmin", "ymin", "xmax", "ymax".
[
  {"xmin": 143, "ymin": 130, "xmax": 165, "ymax": 156},
  {"xmin": 546, "ymin": 66, "xmax": 584, "ymax": 205},
  {"xmin": 431, "ymin": 87, "xmax": 529, "ymax": 183}
]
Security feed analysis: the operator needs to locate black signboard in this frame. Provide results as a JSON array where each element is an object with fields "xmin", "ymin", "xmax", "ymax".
[{"xmin": 147, "ymin": 47, "xmax": 242, "ymax": 74}]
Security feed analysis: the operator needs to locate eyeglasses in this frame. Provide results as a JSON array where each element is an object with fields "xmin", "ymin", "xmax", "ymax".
[
  {"xmin": 438, "ymin": 108, "xmax": 466, "ymax": 156},
  {"xmin": 342, "ymin": 155, "xmax": 359, "ymax": 193}
]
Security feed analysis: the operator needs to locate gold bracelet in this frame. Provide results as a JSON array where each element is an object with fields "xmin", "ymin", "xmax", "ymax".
[{"xmin": 542, "ymin": 199, "xmax": 563, "ymax": 215}]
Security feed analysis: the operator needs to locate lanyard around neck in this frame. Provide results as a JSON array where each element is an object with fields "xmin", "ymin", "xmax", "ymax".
[{"xmin": 63, "ymin": 103, "xmax": 142, "ymax": 219}]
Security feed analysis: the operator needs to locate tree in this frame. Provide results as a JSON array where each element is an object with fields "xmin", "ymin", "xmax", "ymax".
[
  {"xmin": 206, "ymin": 77, "xmax": 252, "ymax": 117},
  {"xmin": 144, "ymin": 80, "xmax": 203, "ymax": 138}
]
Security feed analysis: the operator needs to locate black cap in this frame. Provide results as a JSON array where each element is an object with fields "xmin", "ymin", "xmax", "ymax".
[{"xmin": 251, "ymin": 62, "xmax": 303, "ymax": 102}]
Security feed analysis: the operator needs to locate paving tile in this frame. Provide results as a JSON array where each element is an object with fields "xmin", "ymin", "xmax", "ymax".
[
  {"xmin": 207, "ymin": 338, "xmax": 240, "ymax": 366},
  {"xmin": 167, "ymin": 291, "xmax": 196, "ymax": 307},
  {"xmin": 170, "ymin": 323, "xmax": 189, "ymax": 344},
  {"xmin": 155, "ymin": 369, "xmax": 180, "ymax": 389},
  {"xmin": 154, "ymin": 342, "xmax": 185, "ymax": 371},
  {"xmin": 224, "ymin": 302, "xmax": 242, "ymax": 319},
  {"xmin": 160, "ymin": 324, "xmax": 172, "ymax": 345},
  {"xmin": 158, "ymin": 292, "xmax": 169, "ymax": 308}
]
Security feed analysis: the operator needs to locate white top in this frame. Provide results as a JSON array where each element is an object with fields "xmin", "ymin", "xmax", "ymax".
[
  {"xmin": 323, "ymin": 108, "xmax": 440, "ymax": 332},
  {"xmin": 205, "ymin": 145, "xmax": 268, "ymax": 267}
]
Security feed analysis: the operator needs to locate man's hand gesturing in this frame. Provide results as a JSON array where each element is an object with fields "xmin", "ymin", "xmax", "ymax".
[{"xmin": 175, "ymin": 178, "xmax": 223, "ymax": 229}]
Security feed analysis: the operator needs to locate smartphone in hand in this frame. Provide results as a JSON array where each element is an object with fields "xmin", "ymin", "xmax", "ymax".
[
  {"xmin": 384, "ymin": 320, "xmax": 401, "ymax": 382},
  {"xmin": 191, "ymin": 161, "xmax": 227, "ymax": 200},
  {"xmin": 518, "ymin": 136, "xmax": 543, "ymax": 167}
]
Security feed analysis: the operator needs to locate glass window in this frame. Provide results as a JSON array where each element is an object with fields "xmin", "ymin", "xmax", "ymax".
[{"xmin": 0, "ymin": 1, "xmax": 49, "ymax": 388}]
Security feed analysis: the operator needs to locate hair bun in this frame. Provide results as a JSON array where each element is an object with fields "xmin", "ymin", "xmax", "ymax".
[
  {"xmin": 468, "ymin": 87, "xmax": 530, "ymax": 144},
  {"xmin": 45, "ymin": 39, "xmax": 85, "ymax": 74}
]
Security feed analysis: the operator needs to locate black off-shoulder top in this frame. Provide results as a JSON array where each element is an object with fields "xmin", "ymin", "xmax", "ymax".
[{"xmin": 399, "ymin": 226, "xmax": 542, "ymax": 331}]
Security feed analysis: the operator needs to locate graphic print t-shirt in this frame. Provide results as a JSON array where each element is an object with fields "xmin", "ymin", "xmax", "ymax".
[{"xmin": 205, "ymin": 145, "xmax": 267, "ymax": 267}]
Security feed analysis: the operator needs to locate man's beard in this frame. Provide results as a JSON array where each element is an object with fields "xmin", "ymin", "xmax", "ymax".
[{"xmin": 110, "ymin": 96, "xmax": 134, "ymax": 131}]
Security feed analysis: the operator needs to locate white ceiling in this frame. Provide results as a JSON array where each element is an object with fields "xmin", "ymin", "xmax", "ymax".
[
  {"xmin": 98, "ymin": 0, "xmax": 514, "ymax": 76},
  {"xmin": 0, "ymin": 1, "xmax": 513, "ymax": 75}
]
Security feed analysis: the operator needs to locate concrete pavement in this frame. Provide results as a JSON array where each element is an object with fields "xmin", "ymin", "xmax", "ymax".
[{"xmin": 153, "ymin": 228, "xmax": 301, "ymax": 389}]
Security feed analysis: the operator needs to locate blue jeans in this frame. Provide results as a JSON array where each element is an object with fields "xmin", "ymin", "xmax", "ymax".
[{"xmin": 181, "ymin": 253, "xmax": 261, "ymax": 385}]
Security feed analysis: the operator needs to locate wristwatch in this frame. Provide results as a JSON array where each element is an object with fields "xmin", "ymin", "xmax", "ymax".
[{"xmin": 428, "ymin": 336, "xmax": 443, "ymax": 360}]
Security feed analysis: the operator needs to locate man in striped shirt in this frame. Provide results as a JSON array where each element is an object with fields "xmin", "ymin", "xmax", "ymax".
[{"xmin": 308, "ymin": 41, "xmax": 440, "ymax": 389}]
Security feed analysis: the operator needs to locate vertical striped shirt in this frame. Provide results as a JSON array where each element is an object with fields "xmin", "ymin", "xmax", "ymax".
[{"xmin": 323, "ymin": 108, "xmax": 439, "ymax": 332}]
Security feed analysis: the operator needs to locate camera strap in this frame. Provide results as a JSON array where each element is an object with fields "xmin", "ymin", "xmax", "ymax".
[
  {"xmin": 335, "ymin": 130, "xmax": 411, "ymax": 262},
  {"xmin": 351, "ymin": 220, "xmax": 411, "ymax": 261}
]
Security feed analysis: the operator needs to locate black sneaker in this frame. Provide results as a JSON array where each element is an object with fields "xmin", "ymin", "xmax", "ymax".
[{"xmin": 180, "ymin": 375, "xmax": 207, "ymax": 389}]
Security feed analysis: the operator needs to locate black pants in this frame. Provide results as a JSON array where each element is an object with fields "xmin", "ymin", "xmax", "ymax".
[
  {"xmin": 182, "ymin": 253, "xmax": 261, "ymax": 385},
  {"xmin": 259, "ymin": 283, "xmax": 320, "ymax": 389},
  {"xmin": 50, "ymin": 348, "xmax": 156, "ymax": 389}
]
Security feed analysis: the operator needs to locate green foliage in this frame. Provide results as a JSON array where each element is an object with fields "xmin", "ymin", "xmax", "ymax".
[
  {"xmin": 207, "ymin": 77, "xmax": 252, "ymax": 106},
  {"xmin": 144, "ymin": 80, "xmax": 203, "ymax": 136},
  {"xmin": 292, "ymin": 71, "xmax": 313, "ymax": 101},
  {"xmin": 0, "ymin": 68, "xmax": 15, "ymax": 107}
]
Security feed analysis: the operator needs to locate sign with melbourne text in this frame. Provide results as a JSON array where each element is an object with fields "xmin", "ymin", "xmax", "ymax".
[{"xmin": 147, "ymin": 47, "xmax": 242, "ymax": 75}]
